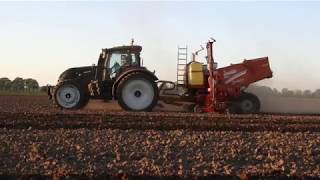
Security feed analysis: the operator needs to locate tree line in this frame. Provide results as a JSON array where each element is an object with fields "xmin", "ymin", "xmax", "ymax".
[
  {"xmin": 246, "ymin": 85, "xmax": 320, "ymax": 98},
  {"xmin": 1, "ymin": 77, "xmax": 320, "ymax": 98},
  {"xmin": 0, "ymin": 77, "xmax": 43, "ymax": 92}
]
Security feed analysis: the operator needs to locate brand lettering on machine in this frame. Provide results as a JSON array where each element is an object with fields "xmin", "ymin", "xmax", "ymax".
[
  {"xmin": 225, "ymin": 70, "xmax": 247, "ymax": 84},
  {"xmin": 223, "ymin": 70, "xmax": 237, "ymax": 77}
]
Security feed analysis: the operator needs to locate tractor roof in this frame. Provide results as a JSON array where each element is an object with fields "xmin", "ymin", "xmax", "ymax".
[{"xmin": 106, "ymin": 45, "xmax": 142, "ymax": 53}]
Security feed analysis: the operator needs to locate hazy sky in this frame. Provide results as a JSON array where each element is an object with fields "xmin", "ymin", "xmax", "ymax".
[{"xmin": 0, "ymin": 1, "xmax": 319, "ymax": 90}]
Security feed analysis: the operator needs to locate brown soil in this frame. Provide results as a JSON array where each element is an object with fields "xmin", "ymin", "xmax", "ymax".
[{"xmin": 1, "ymin": 95, "xmax": 320, "ymax": 179}]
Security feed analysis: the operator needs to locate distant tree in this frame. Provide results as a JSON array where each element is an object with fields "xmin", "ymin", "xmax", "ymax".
[
  {"xmin": 295, "ymin": 89, "xmax": 303, "ymax": 97},
  {"xmin": 39, "ymin": 86, "xmax": 48, "ymax": 93},
  {"xmin": 11, "ymin": 77, "xmax": 24, "ymax": 91},
  {"xmin": 24, "ymin": 78, "xmax": 39, "ymax": 92},
  {"xmin": 272, "ymin": 88, "xmax": 280, "ymax": 96},
  {"xmin": 303, "ymin": 89, "xmax": 312, "ymax": 98},
  {"xmin": 0, "ymin": 77, "xmax": 11, "ymax": 91},
  {"xmin": 313, "ymin": 89, "xmax": 320, "ymax": 98},
  {"xmin": 281, "ymin": 88, "xmax": 289, "ymax": 97},
  {"xmin": 287, "ymin": 90, "xmax": 295, "ymax": 97}
]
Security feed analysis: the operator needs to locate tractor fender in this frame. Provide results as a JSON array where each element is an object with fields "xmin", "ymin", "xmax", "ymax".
[{"xmin": 112, "ymin": 68, "xmax": 158, "ymax": 98}]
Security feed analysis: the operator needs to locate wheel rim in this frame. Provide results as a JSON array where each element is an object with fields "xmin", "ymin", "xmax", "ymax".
[
  {"xmin": 56, "ymin": 84, "xmax": 80, "ymax": 108},
  {"xmin": 122, "ymin": 79, "xmax": 154, "ymax": 110},
  {"xmin": 241, "ymin": 99, "xmax": 254, "ymax": 112}
]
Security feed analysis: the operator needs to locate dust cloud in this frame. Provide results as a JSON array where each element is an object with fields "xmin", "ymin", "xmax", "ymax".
[{"xmin": 259, "ymin": 96, "xmax": 320, "ymax": 114}]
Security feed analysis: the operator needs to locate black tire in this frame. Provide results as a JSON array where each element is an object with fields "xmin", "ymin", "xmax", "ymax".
[
  {"xmin": 53, "ymin": 81, "xmax": 89, "ymax": 109},
  {"xmin": 238, "ymin": 92, "xmax": 260, "ymax": 114},
  {"xmin": 116, "ymin": 72, "xmax": 159, "ymax": 111}
]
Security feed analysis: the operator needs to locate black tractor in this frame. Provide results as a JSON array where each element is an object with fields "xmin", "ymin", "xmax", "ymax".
[{"xmin": 48, "ymin": 44, "xmax": 159, "ymax": 111}]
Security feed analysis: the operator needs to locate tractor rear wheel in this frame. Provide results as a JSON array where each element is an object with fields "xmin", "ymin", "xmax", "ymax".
[
  {"xmin": 53, "ymin": 81, "xmax": 89, "ymax": 109},
  {"xmin": 238, "ymin": 92, "xmax": 260, "ymax": 114},
  {"xmin": 117, "ymin": 72, "xmax": 159, "ymax": 111}
]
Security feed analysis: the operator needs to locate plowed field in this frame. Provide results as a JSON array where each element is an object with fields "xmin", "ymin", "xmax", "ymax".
[{"xmin": 1, "ymin": 95, "xmax": 320, "ymax": 179}]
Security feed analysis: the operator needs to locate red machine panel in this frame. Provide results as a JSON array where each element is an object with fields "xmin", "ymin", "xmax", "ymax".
[{"xmin": 217, "ymin": 57, "xmax": 272, "ymax": 87}]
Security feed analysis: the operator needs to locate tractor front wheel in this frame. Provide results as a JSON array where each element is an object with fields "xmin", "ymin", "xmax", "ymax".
[
  {"xmin": 53, "ymin": 81, "xmax": 89, "ymax": 109},
  {"xmin": 117, "ymin": 72, "xmax": 159, "ymax": 111}
]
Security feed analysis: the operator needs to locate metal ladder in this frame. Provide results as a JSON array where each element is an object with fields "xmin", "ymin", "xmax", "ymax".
[{"xmin": 176, "ymin": 46, "xmax": 188, "ymax": 86}]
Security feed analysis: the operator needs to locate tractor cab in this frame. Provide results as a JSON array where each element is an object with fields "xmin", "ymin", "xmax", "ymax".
[
  {"xmin": 93, "ymin": 44, "xmax": 158, "ymax": 105},
  {"xmin": 98, "ymin": 45, "xmax": 142, "ymax": 80}
]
